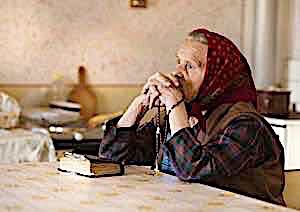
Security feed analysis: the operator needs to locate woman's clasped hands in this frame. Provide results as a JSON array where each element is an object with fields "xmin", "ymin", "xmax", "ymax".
[{"xmin": 142, "ymin": 72, "xmax": 185, "ymax": 112}]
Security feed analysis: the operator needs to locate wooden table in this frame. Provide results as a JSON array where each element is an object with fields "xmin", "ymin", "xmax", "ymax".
[{"xmin": 0, "ymin": 162, "xmax": 296, "ymax": 212}]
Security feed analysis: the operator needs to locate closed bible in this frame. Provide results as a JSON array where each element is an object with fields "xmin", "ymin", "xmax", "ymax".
[{"xmin": 58, "ymin": 152, "xmax": 124, "ymax": 177}]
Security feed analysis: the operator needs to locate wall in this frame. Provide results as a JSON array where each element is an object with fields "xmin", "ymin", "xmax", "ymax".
[
  {"xmin": 0, "ymin": 85, "xmax": 141, "ymax": 113},
  {"xmin": 287, "ymin": 0, "xmax": 300, "ymax": 110},
  {"xmin": 1, "ymin": 1, "xmax": 300, "ymax": 210},
  {"xmin": 241, "ymin": 0, "xmax": 292, "ymax": 89},
  {"xmin": 289, "ymin": 0, "xmax": 300, "ymax": 60},
  {"xmin": 0, "ymin": 0, "xmax": 243, "ymax": 85},
  {"xmin": 241, "ymin": 0, "xmax": 300, "ymax": 111},
  {"xmin": 0, "ymin": 0, "xmax": 246, "ymax": 113}
]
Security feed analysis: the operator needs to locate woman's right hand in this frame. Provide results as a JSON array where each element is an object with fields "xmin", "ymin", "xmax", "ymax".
[
  {"xmin": 116, "ymin": 92, "xmax": 150, "ymax": 128},
  {"xmin": 117, "ymin": 70, "xmax": 185, "ymax": 128},
  {"xmin": 142, "ymin": 71, "xmax": 186, "ymax": 110},
  {"xmin": 132, "ymin": 93, "xmax": 150, "ymax": 114}
]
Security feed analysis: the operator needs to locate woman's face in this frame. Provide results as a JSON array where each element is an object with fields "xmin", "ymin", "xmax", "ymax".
[{"xmin": 176, "ymin": 39, "xmax": 208, "ymax": 102}]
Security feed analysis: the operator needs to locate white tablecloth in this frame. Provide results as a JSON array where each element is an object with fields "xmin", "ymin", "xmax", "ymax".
[
  {"xmin": 0, "ymin": 163, "xmax": 296, "ymax": 212},
  {"xmin": 0, "ymin": 128, "xmax": 56, "ymax": 163}
]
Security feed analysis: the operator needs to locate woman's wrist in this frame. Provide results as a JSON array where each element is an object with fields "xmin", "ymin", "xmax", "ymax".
[
  {"xmin": 167, "ymin": 98, "xmax": 184, "ymax": 115},
  {"xmin": 168, "ymin": 101, "xmax": 189, "ymax": 136},
  {"xmin": 117, "ymin": 96, "xmax": 148, "ymax": 128}
]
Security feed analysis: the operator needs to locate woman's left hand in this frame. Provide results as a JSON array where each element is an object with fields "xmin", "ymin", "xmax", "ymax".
[{"xmin": 144, "ymin": 72, "xmax": 184, "ymax": 111}]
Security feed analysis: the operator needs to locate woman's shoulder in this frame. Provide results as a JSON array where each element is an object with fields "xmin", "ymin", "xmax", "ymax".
[
  {"xmin": 207, "ymin": 101, "xmax": 261, "ymax": 131},
  {"xmin": 227, "ymin": 109, "xmax": 284, "ymax": 161},
  {"xmin": 228, "ymin": 112, "xmax": 268, "ymax": 130},
  {"xmin": 226, "ymin": 110, "xmax": 280, "ymax": 146},
  {"xmin": 225, "ymin": 102, "xmax": 273, "ymax": 132},
  {"xmin": 214, "ymin": 101, "xmax": 278, "ymax": 139}
]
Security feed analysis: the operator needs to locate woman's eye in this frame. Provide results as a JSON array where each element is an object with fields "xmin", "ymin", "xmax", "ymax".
[
  {"xmin": 177, "ymin": 58, "xmax": 180, "ymax": 65},
  {"xmin": 186, "ymin": 63, "xmax": 194, "ymax": 70}
]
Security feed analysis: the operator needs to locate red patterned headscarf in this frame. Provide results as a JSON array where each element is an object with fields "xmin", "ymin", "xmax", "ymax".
[{"xmin": 188, "ymin": 28, "xmax": 257, "ymax": 118}]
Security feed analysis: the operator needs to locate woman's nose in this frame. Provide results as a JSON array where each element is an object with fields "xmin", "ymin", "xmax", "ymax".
[
  {"xmin": 175, "ymin": 65, "xmax": 186, "ymax": 75},
  {"xmin": 175, "ymin": 65, "xmax": 188, "ymax": 79}
]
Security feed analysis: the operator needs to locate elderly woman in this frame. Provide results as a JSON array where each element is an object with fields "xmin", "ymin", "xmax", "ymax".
[{"xmin": 99, "ymin": 28, "xmax": 285, "ymax": 206}]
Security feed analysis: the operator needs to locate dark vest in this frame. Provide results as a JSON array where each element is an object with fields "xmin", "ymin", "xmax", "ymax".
[{"xmin": 200, "ymin": 102, "xmax": 285, "ymax": 206}]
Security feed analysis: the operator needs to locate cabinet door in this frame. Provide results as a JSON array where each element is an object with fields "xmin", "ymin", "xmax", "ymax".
[
  {"xmin": 271, "ymin": 125, "xmax": 287, "ymax": 149},
  {"xmin": 286, "ymin": 125, "xmax": 300, "ymax": 170},
  {"xmin": 269, "ymin": 124, "xmax": 289, "ymax": 170}
]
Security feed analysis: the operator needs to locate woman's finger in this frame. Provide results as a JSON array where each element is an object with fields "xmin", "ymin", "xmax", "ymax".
[
  {"xmin": 148, "ymin": 72, "xmax": 172, "ymax": 88},
  {"xmin": 168, "ymin": 72, "xmax": 186, "ymax": 88},
  {"xmin": 153, "ymin": 98, "xmax": 163, "ymax": 108},
  {"xmin": 167, "ymin": 72, "xmax": 180, "ymax": 87},
  {"xmin": 142, "ymin": 82, "xmax": 150, "ymax": 94},
  {"xmin": 142, "ymin": 77, "xmax": 162, "ymax": 94},
  {"xmin": 175, "ymin": 65, "xmax": 189, "ymax": 80},
  {"xmin": 189, "ymin": 116, "xmax": 199, "ymax": 127},
  {"xmin": 142, "ymin": 92, "xmax": 150, "ymax": 106},
  {"xmin": 150, "ymin": 95, "xmax": 160, "ymax": 108},
  {"xmin": 148, "ymin": 85, "xmax": 160, "ymax": 108},
  {"xmin": 157, "ymin": 84, "xmax": 176, "ymax": 98}
]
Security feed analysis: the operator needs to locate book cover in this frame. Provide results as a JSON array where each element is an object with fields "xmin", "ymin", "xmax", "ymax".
[{"xmin": 58, "ymin": 152, "xmax": 124, "ymax": 177}]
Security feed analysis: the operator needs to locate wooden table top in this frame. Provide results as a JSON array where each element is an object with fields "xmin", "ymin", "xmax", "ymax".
[{"xmin": 0, "ymin": 162, "xmax": 296, "ymax": 212}]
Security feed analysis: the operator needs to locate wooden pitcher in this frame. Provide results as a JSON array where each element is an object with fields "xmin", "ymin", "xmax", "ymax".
[{"xmin": 68, "ymin": 66, "xmax": 97, "ymax": 120}]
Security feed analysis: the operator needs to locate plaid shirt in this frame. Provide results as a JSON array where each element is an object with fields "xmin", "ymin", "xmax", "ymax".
[
  {"xmin": 99, "ymin": 103, "xmax": 285, "ymax": 205},
  {"xmin": 99, "ymin": 114, "xmax": 282, "ymax": 180},
  {"xmin": 164, "ymin": 115, "xmax": 279, "ymax": 181},
  {"xmin": 99, "ymin": 118, "xmax": 157, "ymax": 165}
]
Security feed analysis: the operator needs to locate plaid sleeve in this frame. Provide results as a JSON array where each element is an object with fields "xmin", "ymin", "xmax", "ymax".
[
  {"xmin": 99, "ymin": 117, "xmax": 156, "ymax": 165},
  {"xmin": 164, "ymin": 115, "xmax": 273, "ymax": 181}
]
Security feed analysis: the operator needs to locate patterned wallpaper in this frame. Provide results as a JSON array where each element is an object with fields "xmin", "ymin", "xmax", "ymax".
[{"xmin": 0, "ymin": 0, "xmax": 244, "ymax": 84}]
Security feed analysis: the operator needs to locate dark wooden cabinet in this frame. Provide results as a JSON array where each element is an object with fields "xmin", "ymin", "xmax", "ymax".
[{"xmin": 257, "ymin": 90, "xmax": 291, "ymax": 114}]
